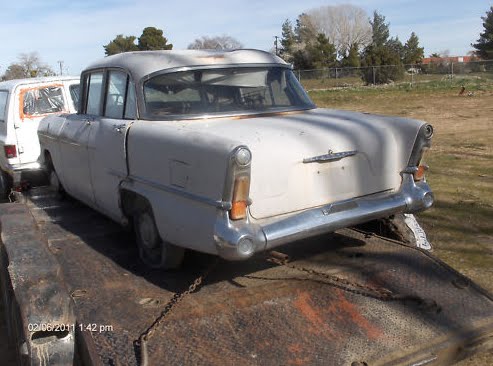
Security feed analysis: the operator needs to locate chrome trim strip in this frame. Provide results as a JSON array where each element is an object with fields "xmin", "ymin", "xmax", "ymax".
[
  {"xmin": 127, "ymin": 175, "xmax": 232, "ymax": 210},
  {"xmin": 303, "ymin": 150, "xmax": 358, "ymax": 164}
]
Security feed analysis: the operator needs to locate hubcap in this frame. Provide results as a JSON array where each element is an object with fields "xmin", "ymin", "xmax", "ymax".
[{"xmin": 138, "ymin": 213, "xmax": 158, "ymax": 250}]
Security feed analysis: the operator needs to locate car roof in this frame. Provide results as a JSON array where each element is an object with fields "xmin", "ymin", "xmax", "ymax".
[
  {"xmin": 83, "ymin": 49, "xmax": 289, "ymax": 81},
  {"xmin": 0, "ymin": 76, "xmax": 80, "ymax": 92}
]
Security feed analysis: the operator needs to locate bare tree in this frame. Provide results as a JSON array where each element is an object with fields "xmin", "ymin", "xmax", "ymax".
[
  {"xmin": 306, "ymin": 4, "xmax": 371, "ymax": 57},
  {"xmin": 187, "ymin": 35, "xmax": 243, "ymax": 50},
  {"xmin": 2, "ymin": 52, "xmax": 54, "ymax": 81}
]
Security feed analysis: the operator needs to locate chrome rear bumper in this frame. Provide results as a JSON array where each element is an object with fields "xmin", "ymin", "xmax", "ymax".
[{"xmin": 214, "ymin": 173, "xmax": 433, "ymax": 260}]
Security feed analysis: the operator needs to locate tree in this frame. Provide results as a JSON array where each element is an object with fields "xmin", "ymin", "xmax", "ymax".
[
  {"xmin": 279, "ymin": 19, "xmax": 297, "ymax": 61},
  {"xmin": 472, "ymin": 6, "xmax": 493, "ymax": 59},
  {"xmin": 361, "ymin": 11, "xmax": 404, "ymax": 84},
  {"xmin": 103, "ymin": 34, "xmax": 138, "ymax": 56},
  {"xmin": 187, "ymin": 35, "xmax": 242, "ymax": 50},
  {"xmin": 403, "ymin": 32, "xmax": 424, "ymax": 65},
  {"xmin": 103, "ymin": 27, "xmax": 173, "ymax": 56},
  {"xmin": 1, "ymin": 52, "xmax": 54, "ymax": 81},
  {"xmin": 306, "ymin": 5, "xmax": 371, "ymax": 58},
  {"xmin": 308, "ymin": 33, "xmax": 337, "ymax": 69},
  {"xmin": 138, "ymin": 27, "xmax": 173, "ymax": 51},
  {"xmin": 341, "ymin": 43, "xmax": 361, "ymax": 68}
]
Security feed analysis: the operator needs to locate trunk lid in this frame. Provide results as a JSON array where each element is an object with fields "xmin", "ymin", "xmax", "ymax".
[{"xmin": 178, "ymin": 109, "xmax": 424, "ymax": 219}]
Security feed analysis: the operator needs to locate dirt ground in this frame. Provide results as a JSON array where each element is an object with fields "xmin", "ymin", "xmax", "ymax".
[{"xmin": 1, "ymin": 84, "xmax": 492, "ymax": 364}]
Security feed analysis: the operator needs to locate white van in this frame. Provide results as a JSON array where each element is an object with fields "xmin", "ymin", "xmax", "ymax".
[{"xmin": 0, "ymin": 76, "xmax": 79, "ymax": 197}]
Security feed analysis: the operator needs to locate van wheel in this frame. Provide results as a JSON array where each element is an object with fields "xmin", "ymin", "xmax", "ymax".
[
  {"xmin": 0, "ymin": 170, "xmax": 12, "ymax": 200},
  {"xmin": 133, "ymin": 205, "xmax": 184, "ymax": 269}
]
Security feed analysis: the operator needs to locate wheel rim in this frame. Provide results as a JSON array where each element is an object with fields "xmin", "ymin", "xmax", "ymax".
[{"xmin": 137, "ymin": 212, "xmax": 164, "ymax": 267}]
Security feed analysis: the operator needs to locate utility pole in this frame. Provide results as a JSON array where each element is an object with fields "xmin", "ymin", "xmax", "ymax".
[
  {"xmin": 57, "ymin": 60, "xmax": 64, "ymax": 76},
  {"xmin": 274, "ymin": 36, "xmax": 279, "ymax": 56}
]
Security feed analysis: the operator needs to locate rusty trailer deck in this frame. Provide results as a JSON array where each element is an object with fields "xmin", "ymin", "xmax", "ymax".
[{"xmin": 1, "ymin": 186, "xmax": 493, "ymax": 365}]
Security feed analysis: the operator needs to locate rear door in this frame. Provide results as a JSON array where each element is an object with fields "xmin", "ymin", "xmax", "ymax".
[
  {"xmin": 88, "ymin": 70, "xmax": 136, "ymax": 220},
  {"xmin": 15, "ymin": 83, "xmax": 69, "ymax": 165}
]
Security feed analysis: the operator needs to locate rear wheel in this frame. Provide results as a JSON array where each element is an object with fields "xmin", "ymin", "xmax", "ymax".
[
  {"xmin": 0, "ymin": 170, "xmax": 12, "ymax": 200},
  {"xmin": 133, "ymin": 205, "xmax": 184, "ymax": 269}
]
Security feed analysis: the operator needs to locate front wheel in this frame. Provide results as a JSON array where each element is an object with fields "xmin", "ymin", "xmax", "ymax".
[{"xmin": 133, "ymin": 206, "xmax": 184, "ymax": 269}]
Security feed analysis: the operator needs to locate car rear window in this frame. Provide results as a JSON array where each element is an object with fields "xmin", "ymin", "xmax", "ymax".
[
  {"xmin": 21, "ymin": 85, "xmax": 65, "ymax": 118},
  {"xmin": 143, "ymin": 67, "xmax": 315, "ymax": 119},
  {"xmin": 0, "ymin": 91, "xmax": 8, "ymax": 122}
]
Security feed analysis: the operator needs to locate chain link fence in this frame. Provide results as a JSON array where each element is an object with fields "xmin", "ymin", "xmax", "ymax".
[{"xmin": 296, "ymin": 60, "xmax": 493, "ymax": 90}]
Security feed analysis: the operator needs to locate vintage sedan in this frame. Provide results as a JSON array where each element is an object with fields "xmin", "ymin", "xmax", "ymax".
[{"xmin": 38, "ymin": 49, "xmax": 434, "ymax": 268}]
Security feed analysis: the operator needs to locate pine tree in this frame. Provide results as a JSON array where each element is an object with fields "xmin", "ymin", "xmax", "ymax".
[
  {"xmin": 309, "ymin": 34, "xmax": 337, "ymax": 69},
  {"xmin": 472, "ymin": 6, "xmax": 493, "ymax": 59},
  {"xmin": 280, "ymin": 20, "xmax": 297, "ymax": 62},
  {"xmin": 361, "ymin": 11, "xmax": 404, "ymax": 84},
  {"xmin": 138, "ymin": 27, "xmax": 173, "ymax": 51},
  {"xmin": 341, "ymin": 43, "xmax": 361, "ymax": 68},
  {"xmin": 103, "ymin": 35, "xmax": 139, "ymax": 56},
  {"xmin": 403, "ymin": 32, "xmax": 424, "ymax": 65}
]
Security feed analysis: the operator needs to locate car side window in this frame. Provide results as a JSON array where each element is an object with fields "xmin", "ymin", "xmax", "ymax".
[
  {"xmin": 104, "ymin": 71, "xmax": 127, "ymax": 119},
  {"xmin": 0, "ymin": 91, "xmax": 8, "ymax": 122},
  {"xmin": 103, "ymin": 71, "xmax": 137, "ymax": 120},
  {"xmin": 124, "ymin": 80, "xmax": 137, "ymax": 119},
  {"xmin": 85, "ymin": 72, "xmax": 103, "ymax": 115},
  {"xmin": 69, "ymin": 84, "xmax": 80, "ymax": 112}
]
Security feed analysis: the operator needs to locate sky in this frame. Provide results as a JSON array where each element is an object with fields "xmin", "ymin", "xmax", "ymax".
[{"xmin": 0, "ymin": 0, "xmax": 488, "ymax": 76}]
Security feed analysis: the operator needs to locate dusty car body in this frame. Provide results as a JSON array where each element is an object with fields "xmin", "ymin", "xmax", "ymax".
[
  {"xmin": 38, "ymin": 50, "xmax": 433, "ymax": 268},
  {"xmin": 0, "ymin": 76, "xmax": 79, "ymax": 197}
]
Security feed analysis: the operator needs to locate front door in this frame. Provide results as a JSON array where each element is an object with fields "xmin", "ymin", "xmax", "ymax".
[{"xmin": 57, "ymin": 113, "xmax": 94, "ymax": 203}]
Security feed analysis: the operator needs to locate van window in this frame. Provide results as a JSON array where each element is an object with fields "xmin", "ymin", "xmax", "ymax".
[
  {"xmin": 85, "ymin": 72, "xmax": 104, "ymax": 115},
  {"xmin": 0, "ymin": 91, "xmax": 7, "ymax": 122},
  {"xmin": 21, "ymin": 86, "xmax": 65, "ymax": 118}
]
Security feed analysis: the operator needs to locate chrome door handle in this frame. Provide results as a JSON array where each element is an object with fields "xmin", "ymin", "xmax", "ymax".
[{"xmin": 113, "ymin": 124, "xmax": 126, "ymax": 133}]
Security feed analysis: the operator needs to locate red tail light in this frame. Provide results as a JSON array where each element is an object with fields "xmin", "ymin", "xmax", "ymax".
[{"xmin": 4, "ymin": 145, "xmax": 17, "ymax": 159}]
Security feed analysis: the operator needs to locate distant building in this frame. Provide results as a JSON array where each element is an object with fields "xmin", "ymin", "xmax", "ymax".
[{"xmin": 422, "ymin": 56, "xmax": 474, "ymax": 64}]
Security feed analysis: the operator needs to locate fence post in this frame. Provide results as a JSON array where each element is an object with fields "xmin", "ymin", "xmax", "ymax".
[
  {"xmin": 451, "ymin": 62, "xmax": 454, "ymax": 81},
  {"xmin": 372, "ymin": 66, "xmax": 376, "ymax": 85},
  {"xmin": 298, "ymin": 70, "xmax": 301, "ymax": 81},
  {"xmin": 335, "ymin": 68, "xmax": 338, "ymax": 87}
]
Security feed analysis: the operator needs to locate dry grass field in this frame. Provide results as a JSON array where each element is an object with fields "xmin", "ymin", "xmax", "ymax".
[{"xmin": 309, "ymin": 77, "xmax": 493, "ymax": 365}]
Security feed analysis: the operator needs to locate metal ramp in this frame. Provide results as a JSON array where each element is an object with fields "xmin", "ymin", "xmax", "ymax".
[{"xmin": 1, "ymin": 186, "xmax": 493, "ymax": 365}]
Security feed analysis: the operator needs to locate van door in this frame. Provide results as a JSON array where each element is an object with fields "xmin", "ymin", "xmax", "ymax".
[{"xmin": 15, "ymin": 83, "xmax": 68, "ymax": 166}]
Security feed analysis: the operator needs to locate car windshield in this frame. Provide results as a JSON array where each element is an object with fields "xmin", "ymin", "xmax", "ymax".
[{"xmin": 143, "ymin": 67, "xmax": 315, "ymax": 119}]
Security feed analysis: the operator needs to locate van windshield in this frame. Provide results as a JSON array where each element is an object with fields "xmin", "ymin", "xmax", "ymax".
[{"xmin": 143, "ymin": 67, "xmax": 315, "ymax": 119}]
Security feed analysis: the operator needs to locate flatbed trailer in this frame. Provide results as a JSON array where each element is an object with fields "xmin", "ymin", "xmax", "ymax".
[{"xmin": 1, "ymin": 186, "xmax": 493, "ymax": 365}]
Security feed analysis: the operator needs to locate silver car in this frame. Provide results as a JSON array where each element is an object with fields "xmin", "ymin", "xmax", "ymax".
[{"xmin": 38, "ymin": 49, "xmax": 433, "ymax": 268}]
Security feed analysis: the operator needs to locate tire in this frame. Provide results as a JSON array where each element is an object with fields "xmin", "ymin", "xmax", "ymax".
[
  {"xmin": 0, "ymin": 169, "xmax": 12, "ymax": 200},
  {"xmin": 133, "ymin": 204, "xmax": 184, "ymax": 269},
  {"xmin": 44, "ymin": 153, "xmax": 64, "ymax": 197}
]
